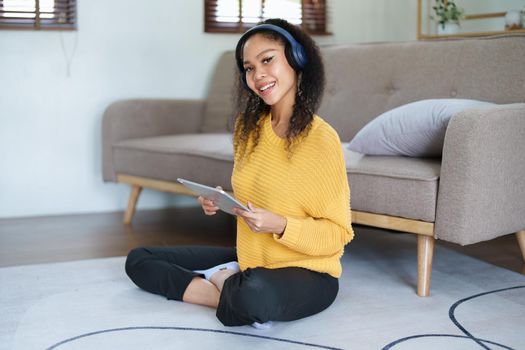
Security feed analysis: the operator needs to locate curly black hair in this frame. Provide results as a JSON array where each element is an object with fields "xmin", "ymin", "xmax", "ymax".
[{"xmin": 232, "ymin": 18, "xmax": 325, "ymax": 162}]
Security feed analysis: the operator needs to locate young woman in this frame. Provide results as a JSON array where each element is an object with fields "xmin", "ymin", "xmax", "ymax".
[{"xmin": 125, "ymin": 18, "xmax": 354, "ymax": 330}]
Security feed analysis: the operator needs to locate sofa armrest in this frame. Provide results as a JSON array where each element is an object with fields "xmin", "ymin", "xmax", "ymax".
[
  {"xmin": 102, "ymin": 99, "xmax": 206, "ymax": 182},
  {"xmin": 435, "ymin": 103, "xmax": 525, "ymax": 245}
]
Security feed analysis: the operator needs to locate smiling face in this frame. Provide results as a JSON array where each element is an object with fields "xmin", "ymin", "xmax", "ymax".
[{"xmin": 242, "ymin": 33, "xmax": 298, "ymax": 109}]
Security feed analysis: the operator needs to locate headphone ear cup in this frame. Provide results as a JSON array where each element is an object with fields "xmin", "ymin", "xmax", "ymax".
[
  {"xmin": 294, "ymin": 45, "xmax": 307, "ymax": 69},
  {"xmin": 284, "ymin": 41, "xmax": 306, "ymax": 71},
  {"xmin": 284, "ymin": 44, "xmax": 301, "ymax": 71}
]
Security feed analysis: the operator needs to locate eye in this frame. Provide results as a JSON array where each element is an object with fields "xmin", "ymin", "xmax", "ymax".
[
  {"xmin": 244, "ymin": 66, "xmax": 253, "ymax": 73},
  {"xmin": 262, "ymin": 56, "xmax": 274, "ymax": 64}
]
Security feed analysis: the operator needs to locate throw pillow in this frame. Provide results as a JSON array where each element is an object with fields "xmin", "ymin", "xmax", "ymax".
[{"xmin": 347, "ymin": 99, "xmax": 495, "ymax": 157}]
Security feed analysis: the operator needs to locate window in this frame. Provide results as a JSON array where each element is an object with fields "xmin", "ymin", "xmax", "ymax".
[
  {"xmin": 0, "ymin": 0, "xmax": 76, "ymax": 30},
  {"xmin": 204, "ymin": 0, "xmax": 329, "ymax": 35}
]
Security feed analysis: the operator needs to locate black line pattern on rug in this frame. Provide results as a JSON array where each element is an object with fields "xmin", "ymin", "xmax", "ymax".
[
  {"xmin": 382, "ymin": 285, "xmax": 525, "ymax": 350},
  {"xmin": 44, "ymin": 285, "xmax": 525, "ymax": 350},
  {"xmin": 45, "ymin": 326, "xmax": 345, "ymax": 350}
]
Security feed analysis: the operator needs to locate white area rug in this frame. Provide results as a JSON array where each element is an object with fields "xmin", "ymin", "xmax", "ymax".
[{"xmin": 1, "ymin": 228, "xmax": 524, "ymax": 350}]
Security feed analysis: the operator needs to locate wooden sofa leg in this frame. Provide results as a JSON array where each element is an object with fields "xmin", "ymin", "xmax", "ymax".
[
  {"xmin": 516, "ymin": 230, "xmax": 525, "ymax": 264},
  {"xmin": 417, "ymin": 235, "xmax": 435, "ymax": 297},
  {"xmin": 124, "ymin": 185, "xmax": 143, "ymax": 225}
]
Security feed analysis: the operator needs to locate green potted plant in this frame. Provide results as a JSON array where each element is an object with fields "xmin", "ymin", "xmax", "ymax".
[{"xmin": 432, "ymin": 0, "xmax": 465, "ymax": 35}]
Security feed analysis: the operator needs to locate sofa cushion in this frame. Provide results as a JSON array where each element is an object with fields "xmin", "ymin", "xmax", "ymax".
[
  {"xmin": 113, "ymin": 134, "xmax": 235, "ymax": 189},
  {"xmin": 114, "ymin": 135, "xmax": 439, "ymax": 222},
  {"xmin": 343, "ymin": 144, "xmax": 440, "ymax": 222},
  {"xmin": 347, "ymin": 99, "xmax": 495, "ymax": 157}
]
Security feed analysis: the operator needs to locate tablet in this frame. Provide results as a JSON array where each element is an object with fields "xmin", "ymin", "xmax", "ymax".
[{"xmin": 177, "ymin": 178, "xmax": 251, "ymax": 216}]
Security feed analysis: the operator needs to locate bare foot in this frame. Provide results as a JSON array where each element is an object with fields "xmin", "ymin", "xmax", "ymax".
[
  {"xmin": 182, "ymin": 277, "xmax": 220, "ymax": 308},
  {"xmin": 209, "ymin": 268, "xmax": 238, "ymax": 292}
]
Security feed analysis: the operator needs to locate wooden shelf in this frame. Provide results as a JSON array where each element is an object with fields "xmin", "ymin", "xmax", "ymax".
[
  {"xmin": 417, "ymin": 0, "xmax": 525, "ymax": 40},
  {"xmin": 419, "ymin": 29, "xmax": 525, "ymax": 40}
]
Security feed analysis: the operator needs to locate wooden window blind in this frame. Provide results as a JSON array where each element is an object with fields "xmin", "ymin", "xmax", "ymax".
[
  {"xmin": 0, "ymin": 0, "xmax": 76, "ymax": 30},
  {"xmin": 205, "ymin": 0, "xmax": 329, "ymax": 35}
]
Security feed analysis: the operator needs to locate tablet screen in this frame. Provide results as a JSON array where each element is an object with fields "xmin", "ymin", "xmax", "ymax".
[{"xmin": 177, "ymin": 178, "xmax": 251, "ymax": 215}]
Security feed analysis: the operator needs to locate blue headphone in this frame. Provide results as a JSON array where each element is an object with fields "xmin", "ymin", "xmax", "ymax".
[{"xmin": 235, "ymin": 24, "xmax": 307, "ymax": 90}]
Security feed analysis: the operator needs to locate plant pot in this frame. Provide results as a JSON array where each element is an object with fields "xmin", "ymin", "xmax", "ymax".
[
  {"xmin": 504, "ymin": 10, "xmax": 522, "ymax": 30},
  {"xmin": 437, "ymin": 22, "xmax": 460, "ymax": 35}
]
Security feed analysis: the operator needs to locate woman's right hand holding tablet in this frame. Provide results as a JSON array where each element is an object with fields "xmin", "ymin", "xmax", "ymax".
[{"xmin": 198, "ymin": 186, "xmax": 222, "ymax": 215}]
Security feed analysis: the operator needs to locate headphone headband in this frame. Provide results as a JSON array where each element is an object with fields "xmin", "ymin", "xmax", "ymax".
[{"xmin": 235, "ymin": 23, "xmax": 307, "ymax": 75}]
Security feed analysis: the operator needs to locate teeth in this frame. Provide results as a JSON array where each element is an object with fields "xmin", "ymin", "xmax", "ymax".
[{"xmin": 260, "ymin": 82, "xmax": 275, "ymax": 91}]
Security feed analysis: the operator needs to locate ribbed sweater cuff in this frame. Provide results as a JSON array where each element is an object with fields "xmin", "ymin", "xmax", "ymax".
[{"xmin": 274, "ymin": 216, "xmax": 302, "ymax": 246}]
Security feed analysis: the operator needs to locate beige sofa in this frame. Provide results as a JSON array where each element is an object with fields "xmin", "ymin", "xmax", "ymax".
[{"xmin": 102, "ymin": 34, "xmax": 525, "ymax": 296}]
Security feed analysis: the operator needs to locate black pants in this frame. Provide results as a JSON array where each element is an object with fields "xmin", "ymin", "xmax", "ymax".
[{"xmin": 125, "ymin": 245, "xmax": 339, "ymax": 326}]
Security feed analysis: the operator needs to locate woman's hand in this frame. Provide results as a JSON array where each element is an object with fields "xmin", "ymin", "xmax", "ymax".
[
  {"xmin": 233, "ymin": 202, "xmax": 287, "ymax": 235},
  {"xmin": 197, "ymin": 186, "xmax": 222, "ymax": 215}
]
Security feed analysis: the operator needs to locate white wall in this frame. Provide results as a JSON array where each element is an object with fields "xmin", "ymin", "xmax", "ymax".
[
  {"xmin": 0, "ymin": 0, "xmax": 419, "ymax": 219},
  {"xmin": 328, "ymin": 0, "xmax": 417, "ymax": 44}
]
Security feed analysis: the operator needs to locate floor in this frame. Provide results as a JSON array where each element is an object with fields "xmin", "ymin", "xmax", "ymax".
[{"xmin": 0, "ymin": 207, "xmax": 523, "ymax": 275}]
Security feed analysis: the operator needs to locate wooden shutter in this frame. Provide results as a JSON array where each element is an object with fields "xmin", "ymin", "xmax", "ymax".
[
  {"xmin": 0, "ymin": 0, "xmax": 76, "ymax": 30},
  {"xmin": 301, "ymin": 0, "xmax": 327, "ymax": 35},
  {"xmin": 204, "ymin": 0, "xmax": 330, "ymax": 35},
  {"xmin": 205, "ymin": 0, "xmax": 245, "ymax": 33}
]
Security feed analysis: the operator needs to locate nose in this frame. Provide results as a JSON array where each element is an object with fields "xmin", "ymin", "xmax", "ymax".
[{"xmin": 254, "ymin": 67, "xmax": 267, "ymax": 81}]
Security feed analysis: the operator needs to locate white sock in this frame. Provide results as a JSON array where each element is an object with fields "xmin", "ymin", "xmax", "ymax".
[
  {"xmin": 251, "ymin": 321, "xmax": 273, "ymax": 330},
  {"xmin": 194, "ymin": 261, "xmax": 240, "ymax": 281}
]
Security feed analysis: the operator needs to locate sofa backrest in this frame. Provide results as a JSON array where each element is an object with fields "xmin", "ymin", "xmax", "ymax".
[
  {"xmin": 201, "ymin": 35, "xmax": 525, "ymax": 140},
  {"xmin": 201, "ymin": 51, "xmax": 237, "ymax": 133},
  {"xmin": 319, "ymin": 34, "xmax": 525, "ymax": 141}
]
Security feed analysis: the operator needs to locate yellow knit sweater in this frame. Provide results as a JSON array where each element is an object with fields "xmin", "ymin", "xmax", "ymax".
[{"xmin": 232, "ymin": 113, "xmax": 354, "ymax": 278}]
